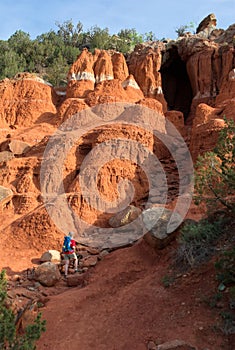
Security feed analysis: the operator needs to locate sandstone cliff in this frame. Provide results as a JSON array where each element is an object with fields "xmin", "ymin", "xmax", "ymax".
[{"xmin": 0, "ymin": 14, "xmax": 234, "ymax": 250}]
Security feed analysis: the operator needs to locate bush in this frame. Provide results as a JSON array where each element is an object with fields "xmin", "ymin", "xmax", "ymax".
[
  {"xmin": 175, "ymin": 218, "xmax": 224, "ymax": 268},
  {"xmin": 175, "ymin": 22, "xmax": 195, "ymax": 37},
  {"xmin": 215, "ymin": 248, "xmax": 235, "ymax": 287},
  {"xmin": 194, "ymin": 118, "xmax": 235, "ymax": 215},
  {"xmin": 0, "ymin": 270, "xmax": 46, "ymax": 349}
]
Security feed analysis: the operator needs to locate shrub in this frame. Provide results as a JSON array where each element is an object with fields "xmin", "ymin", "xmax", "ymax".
[
  {"xmin": 175, "ymin": 22, "xmax": 195, "ymax": 37},
  {"xmin": 175, "ymin": 218, "xmax": 224, "ymax": 268},
  {"xmin": 194, "ymin": 118, "xmax": 235, "ymax": 215},
  {"xmin": 0, "ymin": 270, "xmax": 46, "ymax": 349},
  {"xmin": 215, "ymin": 248, "xmax": 235, "ymax": 287},
  {"xmin": 161, "ymin": 274, "xmax": 175, "ymax": 288}
]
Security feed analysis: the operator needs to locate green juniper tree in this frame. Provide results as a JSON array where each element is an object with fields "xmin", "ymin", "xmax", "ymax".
[
  {"xmin": 194, "ymin": 118, "xmax": 235, "ymax": 214},
  {"xmin": 0, "ymin": 270, "xmax": 46, "ymax": 350}
]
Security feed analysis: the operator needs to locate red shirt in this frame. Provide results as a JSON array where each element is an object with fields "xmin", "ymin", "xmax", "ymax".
[{"xmin": 64, "ymin": 239, "xmax": 76, "ymax": 254}]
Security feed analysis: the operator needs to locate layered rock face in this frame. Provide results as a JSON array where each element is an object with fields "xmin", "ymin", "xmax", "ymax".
[
  {"xmin": 0, "ymin": 73, "xmax": 57, "ymax": 127},
  {"xmin": 0, "ymin": 14, "xmax": 234, "ymax": 250},
  {"xmin": 165, "ymin": 15, "xmax": 235, "ymax": 160}
]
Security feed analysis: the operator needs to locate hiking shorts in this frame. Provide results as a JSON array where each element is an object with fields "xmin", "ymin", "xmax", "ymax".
[{"xmin": 63, "ymin": 252, "xmax": 77, "ymax": 260}]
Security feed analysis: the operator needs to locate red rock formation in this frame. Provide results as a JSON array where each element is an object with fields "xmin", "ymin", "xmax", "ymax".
[
  {"xmin": 128, "ymin": 43, "xmax": 164, "ymax": 97},
  {"xmin": 1, "ymin": 17, "xmax": 235, "ymax": 254},
  {"xmin": 67, "ymin": 49, "xmax": 95, "ymax": 98},
  {"xmin": 190, "ymin": 118, "xmax": 226, "ymax": 160},
  {"xmin": 66, "ymin": 46, "xmax": 167, "ymax": 112},
  {"xmin": 192, "ymin": 103, "xmax": 218, "ymax": 127},
  {"xmin": 85, "ymin": 79, "xmax": 131, "ymax": 106},
  {"xmin": 137, "ymin": 97, "xmax": 164, "ymax": 115},
  {"xmin": 0, "ymin": 77, "xmax": 57, "ymax": 127},
  {"xmin": 58, "ymin": 98, "xmax": 89, "ymax": 122},
  {"xmin": 177, "ymin": 35, "xmax": 235, "ymax": 118},
  {"xmin": 111, "ymin": 51, "xmax": 129, "ymax": 80},
  {"xmin": 67, "ymin": 49, "xmax": 94, "ymax": 82},
  {"xmin": 165, "ymin": 110, "xmax": 185, "ymax": 135},
  {"xmin": 216, "ymin": 68, "xmax": 235, "ymax": 105},
  {"xmin": 93, "ymin": 50, "xmax": 114, "ymax": 83},
  {"xmin": 66, "ymin": 80, "xmax": 94, "ymax": 99},
  {"xmin": 196, "ymin": 13, "xmax": 217, "ymax": 34},
  {"xmin": 122, "ymin": 75, "xmax": 144, "ymax": 101}
]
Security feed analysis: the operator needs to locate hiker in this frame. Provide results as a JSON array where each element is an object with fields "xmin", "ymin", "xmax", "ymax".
[{"xmin": 62, "ymin": 231, "xmax": 78, "ymax": 277}]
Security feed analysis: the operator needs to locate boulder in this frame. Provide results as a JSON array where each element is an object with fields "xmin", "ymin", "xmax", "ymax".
[
  {"xmin": 0, "ymin": 186, "xmax": 13, "ymax": 212},
  {"xmin": 34, "ymin": 262, "xmax": 61, "ymax": 287},
  {"xmin": 143, "ymin": 207, "xmax": 182, "ymax": 249},
  {"xmin": 40, "ymin": 250, "xmax": 61, "ymax": 263},
  {"xmin": 148, "ymin": 341, "xmax": 157, "ymax": 350},
  {"xmin": 20, "ymin": 307, "xmax": 38, "ymax": 332},
  {"xmin": 109, "ymin": 205, "xmax": 141, "ymax": 228},
  {"xmin": 0, "ymin": 151, "xmax": 14, "ymax": 163},
  {"xmin": 81, "ymin": 255, "xmax": 98, "ymax": 267},
  {"xmin": 66, "ymin": 272, "xmax": 88, "ymax": 287},
  {"xmin": 9, "ymin": 140, "xmax": 30, "ymax": 155},
  {"xmin": 157, "ymin": 339, "xmax": 197, "ymax": 350},
  {"xmin": 196, "ymin": 13, "xmax": 217, "ymax": 34}
]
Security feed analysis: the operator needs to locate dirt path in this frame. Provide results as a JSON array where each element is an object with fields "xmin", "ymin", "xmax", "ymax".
[{"xmin": 34, "ymin": 240, "xmax": 230, "ymax": 350}]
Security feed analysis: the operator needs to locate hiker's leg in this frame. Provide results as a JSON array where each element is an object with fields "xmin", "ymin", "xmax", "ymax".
[
  {"xmin": 64, "ymin": 259, "xmax": 69, "ymax": 276},
  {"xmin": 74, "ymin": 257, "xmax": 78, "ymax": 271},
  {"xmin": 73, "ymin": 253, "xmax": 78, "ymax": 271}
]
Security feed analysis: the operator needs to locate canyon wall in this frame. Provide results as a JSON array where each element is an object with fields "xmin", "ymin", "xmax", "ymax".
[{"xmin": 0, "ymin": 14, "xmax": 234, "ymax": 249}]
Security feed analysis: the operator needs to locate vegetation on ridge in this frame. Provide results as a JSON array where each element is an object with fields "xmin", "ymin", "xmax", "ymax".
[{"xmin": 0, "ymin": 19, "xmax": 156, "ymax": 85}]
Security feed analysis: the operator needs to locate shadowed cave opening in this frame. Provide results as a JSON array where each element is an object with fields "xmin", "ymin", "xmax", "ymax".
[{"xmin": 160, "ymin": 46, "xmax": 193, "ymax": 121}]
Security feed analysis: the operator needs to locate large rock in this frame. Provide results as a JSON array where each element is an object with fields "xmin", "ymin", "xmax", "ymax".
[
  {"xmin": 176, "ymin": 27, "xmax": 235, "ymax": 116},
  {"xmin": 0, "ymin": 151, "xmax": 14, "ymax": 163},
  {"xmin": 66, "ymin": 272, "xmax": 88, "ymax": 287},
  {"xmin": 34, "ymin": 262, "xmax": 61, "ymax": 287},
  {"xmin": 196, "ymin": 13, "xmax": 217, "ymax": 34},
  {"xmin": 0, "ymin": 186, "xmax": 13, "ymax": 212},
  {"xmin": 81, "ymin": 255, "xmax": 98, "ymax": 267},
  {"xmin": 143, "ymin": 207, "xmax": 182, "ymax": 249},
  {"xmin": 40, "ymin": 250, "xmax": 61, "ymax": 263},
  {"xmin": 109, "ymin": 205, "xmax": 141, "ymax": 228},
  {"xmin": 157, "ymin": 339, "xmax": 197, "ymax": 350},
  {"xmin": 9, "ymin": 140, "xmax": 30, "ymax": 155}
]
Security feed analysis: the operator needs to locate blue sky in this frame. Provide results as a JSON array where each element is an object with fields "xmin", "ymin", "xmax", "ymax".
[{"xmin": 0, "ymin": 0, "xmax": 234, "ymax": 40}]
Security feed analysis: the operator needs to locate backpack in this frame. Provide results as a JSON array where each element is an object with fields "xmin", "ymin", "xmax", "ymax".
[{"xmin": 62, "ymin": 236, "xmax": 72, "ymax": 253}]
